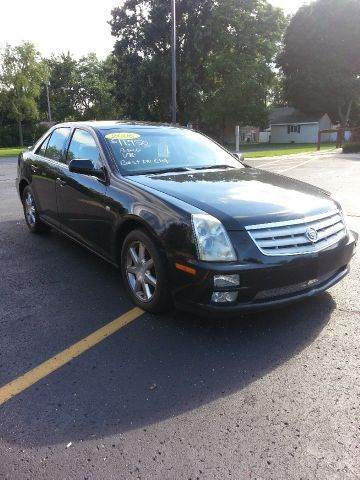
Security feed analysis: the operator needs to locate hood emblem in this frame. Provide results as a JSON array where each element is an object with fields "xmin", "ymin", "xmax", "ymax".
[{"xmin": 305, "ymin": 227, "xmax": 318, "ymax": 243}]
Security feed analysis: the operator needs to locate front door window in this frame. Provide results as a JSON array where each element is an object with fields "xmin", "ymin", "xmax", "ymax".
[{"xmin": 67, "ymin": 129, "xmax": 101, "ymax": 168}]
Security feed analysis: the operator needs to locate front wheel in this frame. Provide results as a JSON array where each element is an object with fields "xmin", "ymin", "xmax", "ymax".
[
  {"xmin": 121, "ymin": 229, "xmax": 171, "ymax": 313},
  {"xmin": 22, "ymin": 185, "xmax": 50, "ymax": 233}
]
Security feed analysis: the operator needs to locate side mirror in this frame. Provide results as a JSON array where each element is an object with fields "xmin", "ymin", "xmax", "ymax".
[{"xmin": 69, "ymin": 159, "xmax": 105, "ymax": 180}]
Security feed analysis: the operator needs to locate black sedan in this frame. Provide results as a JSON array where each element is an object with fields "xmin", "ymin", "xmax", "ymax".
[{"xmin": 16, "ymin": 121, "xmax": 357, "ymax": 316}]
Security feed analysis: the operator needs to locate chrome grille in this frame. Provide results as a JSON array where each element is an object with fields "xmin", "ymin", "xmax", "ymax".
[{"xmin": 246, "ymin": 210, "xmax": 346, "ymax": 256}]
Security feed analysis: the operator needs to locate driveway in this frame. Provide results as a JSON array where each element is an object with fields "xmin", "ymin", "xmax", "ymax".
[{"xmin": 0, "ymin": 152, "xmax": 359, "ymax": 480}]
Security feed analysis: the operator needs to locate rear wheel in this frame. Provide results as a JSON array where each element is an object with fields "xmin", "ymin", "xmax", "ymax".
[
  {"xmin": 22, "ymin": 185, "xmax": 50, "ymax": 233},
  {"xmin": 121, "ymin": 229, "xmax": 171, "ymax": 313}
]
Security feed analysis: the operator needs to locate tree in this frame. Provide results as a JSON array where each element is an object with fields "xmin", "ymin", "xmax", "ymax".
[
  {"xmin": 0, "ymin": 42, "xmax": 48, "ymax": 145},
  {"xmin": 277, "ymin": 0, "xmax": 360, "ymax": 127},
  {"xmin": 73, "ymin": 53, "xmax": 121, "ymax": 120},
  {"xmin": 39, "ymin": 53, "xmax": 121, "ymax": 122},
  {"xmin": 268, "ymin": 73, "xmax": 288, "ymax": 108},
  {"xmin": 109, "ymin": 0, "xmax": 286, "ymax": 134},
  {"xmin": 39, "ymin": 53, "xmax": 78, "ymax": 122},
  {"xmin": 200, "ymin": 0, "xmax": 286, "ymax": 135}
]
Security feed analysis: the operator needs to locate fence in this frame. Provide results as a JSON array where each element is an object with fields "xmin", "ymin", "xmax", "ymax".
[{"xmin": 317, "ymin": 127, "xmax": 360, "ymax": 151}]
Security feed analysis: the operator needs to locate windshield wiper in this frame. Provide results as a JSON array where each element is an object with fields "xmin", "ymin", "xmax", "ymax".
[
  {"xmin": 126, "ymin": 164, "xmax": 236, "ymax": 176},
  {"xmin": 193, "ymin": 164, "xmax": 236, "ymax": 171},
  {"xmin": 147, "ymin": 167, "xmax": 194, "ymax": 176}
]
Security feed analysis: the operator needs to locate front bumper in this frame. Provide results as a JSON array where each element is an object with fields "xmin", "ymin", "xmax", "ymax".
[{"xmin": 171, "ymin": 230, "xmax": 358, "ymax": 317}]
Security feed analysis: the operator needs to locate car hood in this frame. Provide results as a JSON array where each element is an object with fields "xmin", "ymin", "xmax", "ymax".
[{"xmin": 127, "ymin": 168, "xmax": 336, "ymax": 230}]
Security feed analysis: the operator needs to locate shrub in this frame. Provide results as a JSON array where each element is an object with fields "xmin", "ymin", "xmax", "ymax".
[
  {"xmin": 0, "ymin": 122, "xmax": 49, "ymax": 147},
  {"xmin": 342, "ymin": 143, "xmax": 360, "ymax": 154}
]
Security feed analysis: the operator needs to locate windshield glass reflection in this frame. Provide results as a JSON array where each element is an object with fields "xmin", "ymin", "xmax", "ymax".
[{"xmin": 100, "ymin": 127, "xmax": 241, "ymax": 175}]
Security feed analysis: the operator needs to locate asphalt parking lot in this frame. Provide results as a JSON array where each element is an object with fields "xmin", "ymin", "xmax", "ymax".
[{"xmin": 0, "ymin": 150, "xmax": 359, "ymax": 480}]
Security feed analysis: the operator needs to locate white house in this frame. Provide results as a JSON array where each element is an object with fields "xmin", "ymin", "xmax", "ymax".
[{"xmin": 269, "ymin": 107, "xmax": 332, "ymax": 144}]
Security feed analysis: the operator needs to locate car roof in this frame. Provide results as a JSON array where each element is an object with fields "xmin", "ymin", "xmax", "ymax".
[{"xmin": 54, "ymin": 120, "xmax": 187, "ymax": 131}]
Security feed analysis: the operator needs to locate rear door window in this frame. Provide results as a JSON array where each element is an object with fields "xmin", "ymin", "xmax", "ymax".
[
  {"xmin": 36, "ymin": 135, "xmax": 51, "ymax": 156},
  {"xmin": 45, "ymin": 128, "xmax": 70, "ymax": 163}
]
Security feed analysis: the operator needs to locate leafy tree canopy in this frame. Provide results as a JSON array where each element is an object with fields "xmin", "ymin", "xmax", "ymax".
[
  {"xmin": 277, "ymin": 0, "xmax": 360, "ymax": 126},
  {"xmin": 74, "ymin": 53, "xmax": 121, "ymax": 120},
  {"xmin": 39, "ymin": 53, "xmax": 78, "ymax": 121},
  {"xmin": 0, "ymin": 42, "xmax": 48, "ymax": 144},
  {"xmin": 109, "ymin": 0, "xmax": 286, "ymax": 134},
  {"xmin": 38, "ymin": 53, "xmax": 121, "ymax": 122}
]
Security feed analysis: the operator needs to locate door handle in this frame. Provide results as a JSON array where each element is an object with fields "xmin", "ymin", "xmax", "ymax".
[
  {"xmin": 31, "ymin": 164, "xmax": 39, "ymax": 173},
  {"xmin": 56, "ymin": 177, "xmax": 67, "ymax": 187}
]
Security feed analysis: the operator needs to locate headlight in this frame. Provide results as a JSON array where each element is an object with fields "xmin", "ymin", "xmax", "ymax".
[{"xmin": 191, "ymin": 213, "xmax": 236, "ymax": 261}]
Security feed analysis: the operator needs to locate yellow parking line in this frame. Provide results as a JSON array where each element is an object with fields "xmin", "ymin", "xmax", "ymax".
[{"xmin": 0, "ymin": 307, "xmax": 143, "ymax": 406}]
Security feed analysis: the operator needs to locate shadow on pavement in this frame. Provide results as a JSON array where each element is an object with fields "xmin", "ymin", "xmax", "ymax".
[{"xmin": 0, "ymin": 220, "xmax": 336, "ymax": 448}]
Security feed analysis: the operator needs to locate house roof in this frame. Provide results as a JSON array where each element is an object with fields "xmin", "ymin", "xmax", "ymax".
[{"xmin": 270, "ymin": 107, "xmax": 325, "ymax": 125}]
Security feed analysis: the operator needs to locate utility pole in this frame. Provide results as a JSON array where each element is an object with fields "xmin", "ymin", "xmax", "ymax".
[
  {"xmin": 45, "ymin": 83, "xmax": 52, "ymax": 122},
  {"xmin": 235, "ymin": 125, "xmax": 240, "ymax": 152},
  {"xmin": 171, "ymin": 0, "xmax": 177, "ymax": 124}
]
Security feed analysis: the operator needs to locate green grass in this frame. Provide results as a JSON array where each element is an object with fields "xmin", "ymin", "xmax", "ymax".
[
  {"xmin": 238, "ymin": 143, "xmax": 336, "ymax": 159},
  {"xmin": 0, "ymin": 147, "xmax": 25, "ymax": 157},
  {"xmin": 0, "ymin": 142, "xmax": 337, "ymax": 159}
]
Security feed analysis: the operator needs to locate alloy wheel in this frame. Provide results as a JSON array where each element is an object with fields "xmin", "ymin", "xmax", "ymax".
[
  {"xmin": 24, "ymin": 192, "xmax": 36, "ymax": 226},
  {"xmin": 126, "ymin": 241, "xmax": 157, "ymax": 302}
]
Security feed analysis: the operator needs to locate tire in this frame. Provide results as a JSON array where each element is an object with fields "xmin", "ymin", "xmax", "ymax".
[
  {"xmin": 22, "ymin": 185, "xmax": 50, "ymax": 233},
  {"xmin": 121, "ymin": 229, "xmax": 171, "ymax": 313}
]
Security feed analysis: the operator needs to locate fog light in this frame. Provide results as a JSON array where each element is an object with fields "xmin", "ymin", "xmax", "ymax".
[
  {"xmin": 214, "ymin": 274, "xmax": 240, "ymax": 287},
  {"xmin": 211, "ymin": 291, "xmax": 238, "ymax": 303},
  {"xmin": 212, "ymin": 275, "xmax": 240, "ymax": 303}
]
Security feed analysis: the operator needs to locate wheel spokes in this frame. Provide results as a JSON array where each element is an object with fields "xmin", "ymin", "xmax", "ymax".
[
  {"xmin": 145, "ymin": 272, "xmax": 156, "ymax": 287},
  {"xmin": 129, "ymin": 246, "xmax": 139, "ymax": 265},
  {"xmin": 134, "ymin": 277, "xmax": 142, "ymax": 293},
  {"xmin": 142, "ymin": 281, "xmax": 152, "ymax": 300},
  {"xmin": 29, "ymin": 210, "xmax": 35, "ymax": 224},
  {"xmin": 138, "ymin": 242, "xmax": 145, "ymax": 262},
  {"xmin": 144, "ymin": 258, "xmax": 154, "ymax": 270},
  {"xmin": 126, "ymin": 240, "xmax": 157, "ymax": 303},
  {"xmin": 126, "ymin": 265, "xmax": 137, "ymax": 275},
  {"xmin": 25, "ymin": 194, "xmax": 36, "ymax": 225}
]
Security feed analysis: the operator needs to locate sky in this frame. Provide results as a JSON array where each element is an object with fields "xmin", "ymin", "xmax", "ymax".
[{"xmin": 0, "ymin": 0, "xmax": 308, "ymax": 59}]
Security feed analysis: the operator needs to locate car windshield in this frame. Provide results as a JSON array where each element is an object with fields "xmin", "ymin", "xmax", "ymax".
[{"xmin": 100, "ymin": 127, "xmax": 241, "ymax": 175}]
